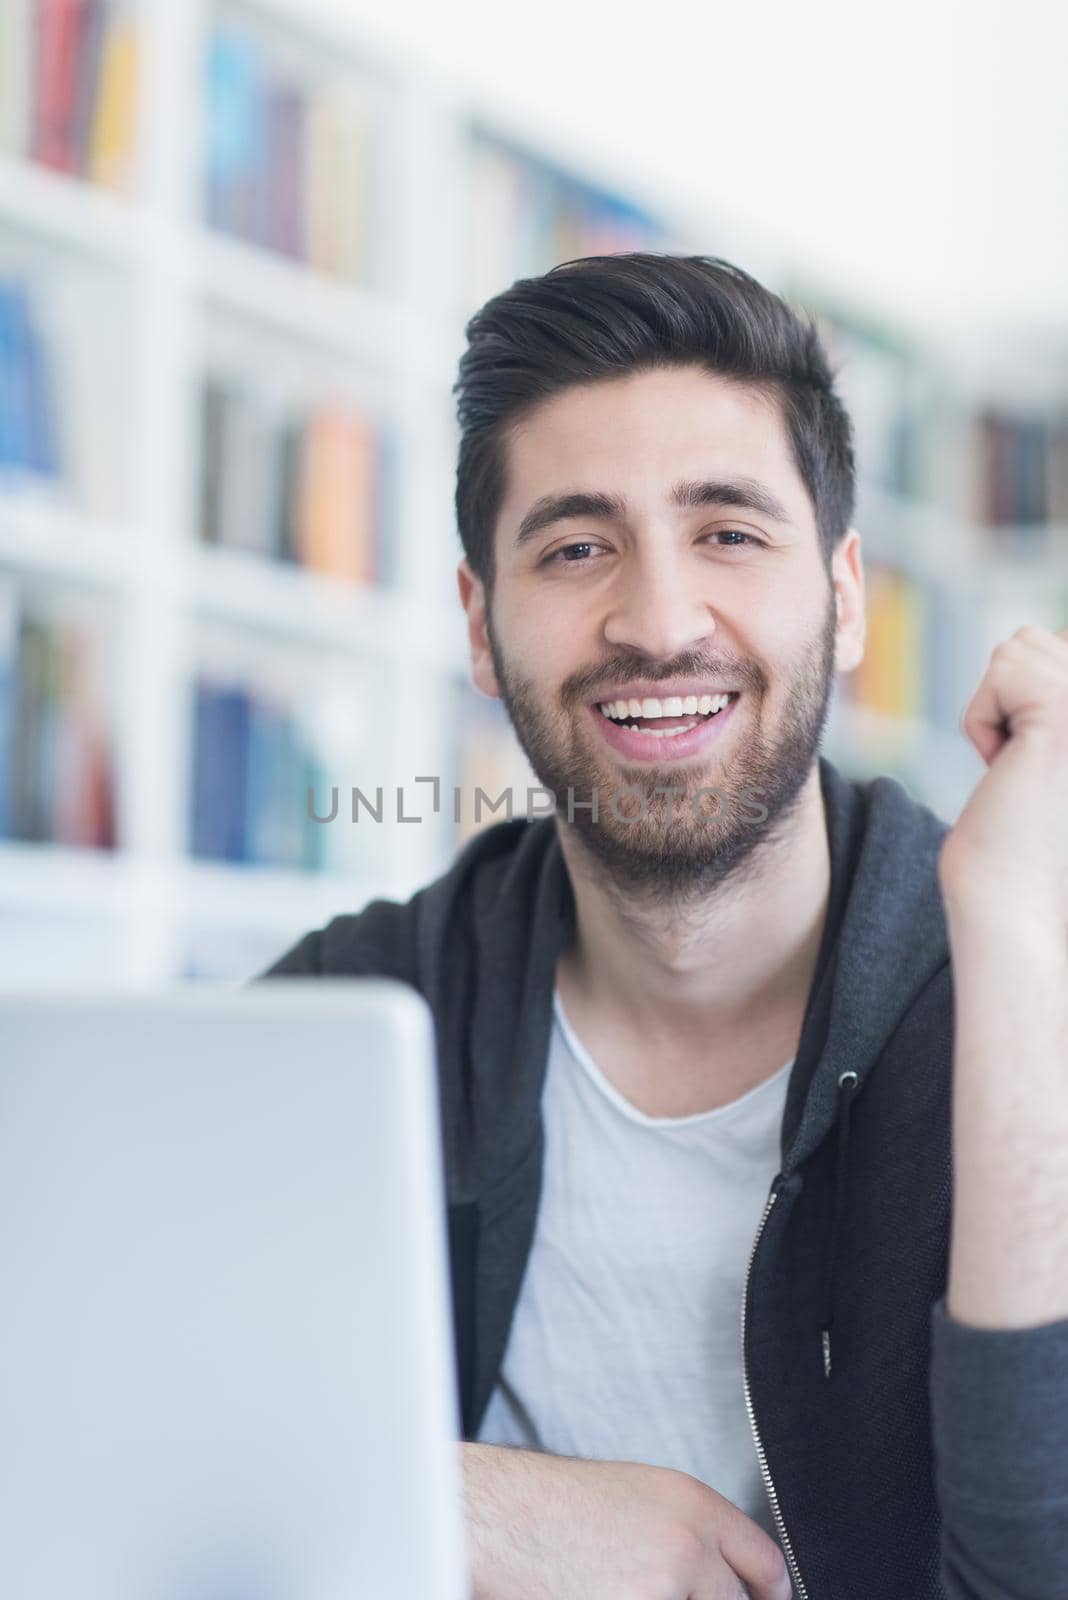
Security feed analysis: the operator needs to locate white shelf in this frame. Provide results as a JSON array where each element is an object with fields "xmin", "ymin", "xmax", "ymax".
[
  {"xmin": 192, "ymin": 230, "xmax": 412, "ymax": 369},
  {"xmin": 180, "ymin": 858, "xmax": 381, "ymax": 927},
  {"xmin": 855, "ymin": 481, "xmax": 1068, "ymax": 588},
  {"xmin": 184, "ymin": 543, "xmax": 467, "ymax": 668},
  {"xmin": 0, "ymin": 841, "xmax": 138, "ymax": 913},
  {"xmin": 0, "ymin": 154, "xmax": 145, "ymax": 266},
  {"xmin": 0, "ymin": 496, "xmax": 140, "ymax": 592},
  {"xmin": 0, "ymin": 838, "xmax": 381, "ymax": 927}
]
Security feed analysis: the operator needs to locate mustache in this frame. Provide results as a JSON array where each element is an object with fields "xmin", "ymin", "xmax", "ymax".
[{"xmin": 563, "ymin": 656, "xmax": 764, "ymax": 703}]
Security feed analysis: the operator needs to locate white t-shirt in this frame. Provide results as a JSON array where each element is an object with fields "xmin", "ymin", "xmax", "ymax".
[{"xmin": 477, "ymin": 986, "xmax": 793, "ymax": 1550}]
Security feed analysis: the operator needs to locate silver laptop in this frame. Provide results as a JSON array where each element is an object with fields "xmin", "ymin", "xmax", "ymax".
[{"xmin": 0, "ymin": 979, "xmax": 469, "ymax": 1600}]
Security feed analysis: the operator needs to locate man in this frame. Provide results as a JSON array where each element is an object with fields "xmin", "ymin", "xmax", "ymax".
[{"xmin": 259, "ymin": 255, "xmax": 1068, "ymax": 1599}]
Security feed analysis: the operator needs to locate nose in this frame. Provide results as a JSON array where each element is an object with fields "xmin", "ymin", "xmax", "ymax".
[{"xmin": 602, "ymin": 544, "xmax": 717, "ymax": 661}]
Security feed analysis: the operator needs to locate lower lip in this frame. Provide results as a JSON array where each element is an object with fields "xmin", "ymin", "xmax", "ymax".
[{"xmin": 589, "ymin": 696, "xmax": 740, "ymax": 761}]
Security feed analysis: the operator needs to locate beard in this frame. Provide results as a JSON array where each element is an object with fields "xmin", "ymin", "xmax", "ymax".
[{"xmin": 484, "ymin": 582, "xmax": 839, "ymax": 905}]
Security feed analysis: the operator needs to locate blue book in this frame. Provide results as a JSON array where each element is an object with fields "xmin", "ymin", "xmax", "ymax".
[
  {"xmin": 20, "ymin": 285, "xmax": 61, "ymax": 477},
  {"xmin": 245, "ymin": 694, "xmax": 297, "ymax": 868},
  {"xmin": 0, "ymin": 281, "xmax": 59, "ymax": 478},
  {"xmin": 0, "ymin": 284, "xmax": 14, "ymax": 472},
  {"xmin": 190, "ymin": 681, "xmax": 223, "ymax": 859},
  {"xmin": 217, "ymin": 685, "xmax": 251, "ymax": 862},
  {"xmin": 189, "ymin": 680, "xmax": 251, "ymax": 862},
  {"xmin": 277, "ymin": 705, "xmax": 307, "ymax": 871},
  {"xmin": 0, "ymin": 280, "xmax": 33, "ymax": 472},
  {"xmin": 204, "ymin": 27, "xmax": 266, "ymax": 238},
  {"xmin": 6, "ymin": 281, "xmax": 35, "ymax": 471}
]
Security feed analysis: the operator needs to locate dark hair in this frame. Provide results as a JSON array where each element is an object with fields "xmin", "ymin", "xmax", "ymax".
[{"xmin": 453, "ymin": 253, "xmax": 855, "ymax": 593}]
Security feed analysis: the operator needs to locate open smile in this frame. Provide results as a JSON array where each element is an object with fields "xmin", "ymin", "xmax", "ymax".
[{"xmin": 589, "ymin": 692, "xmax": 741, "ymax": 762}]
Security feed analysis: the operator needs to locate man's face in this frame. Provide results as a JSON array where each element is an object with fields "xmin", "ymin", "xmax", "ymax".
[{"xmin": 458, "ymin": 364, "xmax": 864, "ymax": 898}]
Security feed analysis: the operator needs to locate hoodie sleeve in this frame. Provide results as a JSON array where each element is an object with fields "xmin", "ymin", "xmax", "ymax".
[{"xmin": 929, "ymin": 1292, "xmax": 1068, "ymax": 1599}]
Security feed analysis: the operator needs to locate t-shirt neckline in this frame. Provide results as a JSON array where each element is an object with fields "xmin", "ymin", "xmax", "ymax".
[{"xmin": 552, "ymin": 987, "xmax": 794, "ymax": 1130}]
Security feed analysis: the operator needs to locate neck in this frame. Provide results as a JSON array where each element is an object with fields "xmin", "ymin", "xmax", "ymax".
[{"xmin": 554, "ymin": 762, "xmax": 831, "ymax": 1047}]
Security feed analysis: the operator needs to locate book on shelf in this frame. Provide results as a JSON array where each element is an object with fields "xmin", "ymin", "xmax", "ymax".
[
  {"xmin": 0, "ymin": 577, "xmax": 15, "ymax": 839},
  {"xmin": 452, "ymin": 682, "xmax": 537, "ymax": 846},
  {"xmin": 198, "ymin": 377, "xmax": 396, "ymax": 585},
  {"xmin": 844, "ymin": 563, "xmax": 925, "ymax": 724},
  {"xmin": 189, "ymin": 674, "xmax": 321, "ymax": 871},
  {"xmin": 467, "ymin": 126, "xmax": 669, "ymax": 309},
  {"xmin": 0, "ymin": 278, "xmax": 62, "ymax": 487},
  {"xmin": 972, "ymin": 408, "xmax": 1068, "ymax": 544},
  {"xmin": 188, "ymin": 669, "xmax": 383, "ymax": 876},
  {"xmin": 0, "ymin": 575, "xmax": 116, "ymax": 848},
  {"xmin": 789, "ymin": 289, "xmax": 1068, "ymax": 571},
  {"xmin": 0, "ymin": 0, "xmax": 140, "ymax": 190},
  {"xmin": 204, "ymin": 20, "xmax": 376, "ymax": 283},
  {"xmin": 841, "ymin": 557, "xmax": 1068, "ymax": 738}
]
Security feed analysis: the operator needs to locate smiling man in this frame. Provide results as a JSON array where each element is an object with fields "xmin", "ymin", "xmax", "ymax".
[{"xmin": 259, "ymin": 255, "xmax": 1068, "ymax": 1600}]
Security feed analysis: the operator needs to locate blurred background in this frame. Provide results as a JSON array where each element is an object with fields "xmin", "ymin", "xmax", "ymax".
[{"xmin": 1, "ymin": 0, "xmax": 1066, "ymax": 986}]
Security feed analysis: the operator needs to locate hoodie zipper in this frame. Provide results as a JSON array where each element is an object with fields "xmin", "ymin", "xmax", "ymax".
[{"xmin": 741, "ymin": 1182, "xmax": 808, "ymax": 1600}]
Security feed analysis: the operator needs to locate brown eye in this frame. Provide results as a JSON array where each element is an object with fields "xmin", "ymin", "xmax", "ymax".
[
  {"xmin": 544, "ymin": 542, "xmax": 604, "ymax": 565},
  {"xmin": 707, "ymin": 530, "xmax": 760, "ymax": 547}
]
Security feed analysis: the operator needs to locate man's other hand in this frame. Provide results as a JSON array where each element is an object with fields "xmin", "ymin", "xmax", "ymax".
[{"xmin": 461, "ymin": 1442, "xmax": 793, "ymax": 1600}]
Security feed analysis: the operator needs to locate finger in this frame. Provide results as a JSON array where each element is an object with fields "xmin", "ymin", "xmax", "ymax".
[
  {"xmin": 714, "ymin": 1525, "xmax": 793, "ymax": 1600},
  {"xmin": 688, "ymin": 1566, "xmax": 786, "ymax": 1600},
  {"xmin": 687, "ymin": 1571, "xmax": 751, "ymax": 1600}
]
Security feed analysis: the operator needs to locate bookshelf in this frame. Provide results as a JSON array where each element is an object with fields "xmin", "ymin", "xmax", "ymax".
[{"xmin": 2, "ymin": 0, "xmax": 1067, "ymax": 986}]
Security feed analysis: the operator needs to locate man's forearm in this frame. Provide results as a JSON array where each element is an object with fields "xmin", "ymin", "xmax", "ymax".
[{"xmin": 943, "ymin": 901, "xmax": 1068, "ymax": 1328}]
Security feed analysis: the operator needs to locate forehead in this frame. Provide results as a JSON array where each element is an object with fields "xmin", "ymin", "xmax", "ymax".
[{"xmin": 499, "ymin": 365, "xmax": 807, "ymax": 518}]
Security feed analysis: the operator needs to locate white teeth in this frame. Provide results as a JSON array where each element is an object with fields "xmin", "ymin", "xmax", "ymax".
[
  {"xmin": 597, "ymin": 692, "xmax": 734, "ymax": 722},
  {"xmin": 645, "ymin": 720, "xmax": 698, "ymax": 737}
]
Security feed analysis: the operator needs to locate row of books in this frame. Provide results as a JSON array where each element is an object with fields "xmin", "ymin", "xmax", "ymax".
[
  {"xmin": 198, "ymin": 378, "xmax": 396, "ymax": 584},
  {"xmin": 0, "ymin": 279, "xmax": 61, "ymax": 482},
  {"xmin": 205, "ymin": 23, "xmax": 375, "ymax": 282},
  {"xmin": 878, "ymin": 400, "xmax": 1068, "ymax": 532},
  {"xmin": 189, "ymin": 673, "xmax": 391, "ymax": 874},
  {"xmin": 0, "ymin": 0, "xmax": 139, "ymax": 189},
  {"xmin": 802, "ymin": 301, "xmax": 1068, "ymax": 530},
  {"xmin": 468, "ymin": 128, "xmax": 669, "ymax": 311},
  {"xmin": 842, "ymin": 561, "xmax": 1068, "ymax": 726},
  {"xmin": 190, "ymin": 676, "xmax": 322, "ymax": 870},
  {"xmin": 0, "ymin": 583, "xmax": 400, "ymax": 872},
  {"xmin": 0, "ymin": 578, "xmax": 116, "ymax": 846},
  {"xmin": 973, "ymin": 409, "xmax": 1068, "ymax": 528}
]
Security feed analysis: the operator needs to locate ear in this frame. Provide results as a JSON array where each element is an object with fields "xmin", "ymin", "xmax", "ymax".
[
  {"xmin": 457, "ymin": 560, "xmax": 503, "ymax": 699},
  {"xmin": 831, "ymin": 527, "xmax": 866, "ymax": 675}
]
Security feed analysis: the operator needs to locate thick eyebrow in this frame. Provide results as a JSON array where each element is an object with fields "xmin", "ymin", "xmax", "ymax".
[{"xmin": 513, "ymin": 477, "xmax": 791, "ymax": 549}]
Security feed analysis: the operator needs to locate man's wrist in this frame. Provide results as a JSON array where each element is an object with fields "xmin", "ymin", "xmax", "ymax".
[{"xmin": 941, "ymin": 885, "xmax": 1067, "ymax": 961}]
